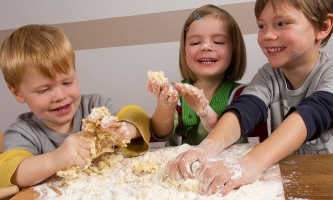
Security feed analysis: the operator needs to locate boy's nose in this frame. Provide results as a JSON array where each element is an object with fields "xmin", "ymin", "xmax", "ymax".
[
  {"xmin": 53, "ymin": 87, "xmax": 66, "ymax": 101},
  {"xmin": 263, "ymin": 29, "xmax": 278, "ymax": 41}
]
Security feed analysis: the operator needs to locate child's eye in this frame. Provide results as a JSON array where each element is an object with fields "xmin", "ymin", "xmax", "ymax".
[
  {"xmin": 37, "ymin": 89, "xmax": 49, "ymax": 94},
  {"xmin": 214, "ymin": 41, "xmax": 225, "ymax": 45},
  {"xmin": 257, "ymin": 24, "xmax": 266, "ymax": 29},
  {"xmin": 63, "ymin": 81, "xmax": 73, "ymax": 86},
  {"xmin": 190, "ymin": 42, "xmax": 200, "ymax": 46},
  {"xmin": 277, "ymin": 22, "xmax": 287, "ymax": 26}
]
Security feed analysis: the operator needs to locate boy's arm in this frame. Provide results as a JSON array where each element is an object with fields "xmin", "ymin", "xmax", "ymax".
[
  {"xmin": 0, "ymin": 149, "xmax": 33, "ymax": 188},
  {"xmin": 245, "ymin": 91, "xmax": 333, "ymax": 175},
  {"xmin": 117, "ymin": 105, "xmax": 151, "ymax": 156},
  {"xmin": 246, "ymin": 111, "xmax": 306, "ymax": 167},
  {"xmin": 199, "ymin": 110, "xmax": 242, "ymax": 157},
  {"xmin": 0, "ymin": 149, "xmax": 66, "ymax": 188},
  {"xmin": 2, "ymin": 132, "xmax": 92, "ymax": 188},
  {"xmin": 219, "ymin": 111, "xmax": 307, "ymax": 195},
  {"xmin": 9, "ymin": 151, "xmax": 61, "ymax": 187}
]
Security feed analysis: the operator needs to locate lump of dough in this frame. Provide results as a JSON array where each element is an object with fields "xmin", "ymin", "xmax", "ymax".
[
  {"xmin": 147, "ymin": 70, "xmax": 174, "ymax": 95},
  {"xmin": 57, "ymin": 106, "xmax": 130, "ymax": 184},
  {"xmin": 147, "ymin": 70, "xmax": 168, "ymax": 89}
]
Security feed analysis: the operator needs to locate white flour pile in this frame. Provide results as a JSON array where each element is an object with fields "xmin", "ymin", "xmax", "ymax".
[{"xmin": 33, "ymin": 144, "xmax": 284, "ymax": 200}]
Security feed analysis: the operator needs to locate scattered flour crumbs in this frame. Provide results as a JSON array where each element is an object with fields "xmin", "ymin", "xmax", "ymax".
[{"xmin": 33, "ymin": 144, "xmax": 284, "ymax": 200}]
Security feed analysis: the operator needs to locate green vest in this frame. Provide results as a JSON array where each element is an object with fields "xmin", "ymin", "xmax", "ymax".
[{"xmin": 170, "ymin": 80, "xmax": 240, "ymax": 146}]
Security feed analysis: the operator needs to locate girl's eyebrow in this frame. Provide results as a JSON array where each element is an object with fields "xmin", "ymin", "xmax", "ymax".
[{"xmin": 186, "ymin": 34, "xmax": 228, "ymax": 40}]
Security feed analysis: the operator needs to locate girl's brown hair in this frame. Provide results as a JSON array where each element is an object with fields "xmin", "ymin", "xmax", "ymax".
[{"xmin": 179, "ymin": 4, "xmax": 246, "ymax": 83}]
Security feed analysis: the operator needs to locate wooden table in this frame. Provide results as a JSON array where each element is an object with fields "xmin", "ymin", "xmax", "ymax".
[
  {"xmin": 10, "ymin": 153, "xmax": 333, "ymax": 200},
  {"xmin": 280, "ymin": 153, "xmax": 333, "ymax": 199}
]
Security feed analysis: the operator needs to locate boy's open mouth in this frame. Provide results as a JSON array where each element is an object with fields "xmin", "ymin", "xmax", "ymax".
[
  {"xmin": 267, "ymin": 47, "xmax": 285, "ymax": 53},
  {"xmin": 52, "ymin": 104, "xmax": 70, "ymax": 111}
]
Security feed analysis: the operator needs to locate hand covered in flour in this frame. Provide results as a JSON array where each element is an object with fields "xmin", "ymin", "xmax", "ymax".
[
  {"xmin": 167, "ymin": 147, "xmax": 208, "ymax": 180},
  {"xmin": 198, "ymin": 154, "xmax": 265, "ymax": 196},
  {"xmin": 52, "ymin": 132, "xmax": 93, "ymax": 170},
  {"xmin": 174, "ymin": 82, "xmax": 218, "ymax": 132},
  {"xmin": 147, "ymin": 70, "xmax": 179, "ymax": 109},
  {"xmin": 97, "ymin": 119, "xmax": 133, "ymax": 142}
]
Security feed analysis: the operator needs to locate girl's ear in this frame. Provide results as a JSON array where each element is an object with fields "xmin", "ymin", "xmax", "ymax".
[
  {"xmin": 7, "ymin": 84, "xmax": 25, "ymax": 103},
  {"xmin": 316, "ymin": 13, "xmax": 333, "ymax": 41}
]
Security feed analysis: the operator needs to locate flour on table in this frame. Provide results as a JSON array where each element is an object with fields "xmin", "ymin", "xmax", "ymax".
[{"xmin": 34, "ymin": 144, "xmax": 284, "ymax": 200}]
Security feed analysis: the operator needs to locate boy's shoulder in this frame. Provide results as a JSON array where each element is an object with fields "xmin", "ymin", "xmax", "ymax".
[
  {"xmin": 7, "ymin": 111, "xmax": 39, "ymax": 131},
  {"xmin": 320, "ymin": 51, "xmax": 333, "ymax": 64},
  {"xmin": 14, "ymin": 111, "xmax": 35, "ymax": 125}
]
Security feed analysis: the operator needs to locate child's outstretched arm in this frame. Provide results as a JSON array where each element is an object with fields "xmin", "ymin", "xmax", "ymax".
[
  {"xmin": 174, "ymin": 82, "xmax": 218, "ymax": 132},
  {"xmin": 147, "ymin": 72, "xmax": 179, "ymax": 139},
  {"xmin": 7, "ymin": 132, "xmax": 93, "ymax": 188},
  {"xmin": 13, "ymin": 132, "xmax": 92, "ymax": 187},
  {"xmin": 200, "ymin": 111, "xmax": 306, "ymax": 196},
  {"xmin": 168, "ymin": 110, "xmax": 307, "ymax": 196}
]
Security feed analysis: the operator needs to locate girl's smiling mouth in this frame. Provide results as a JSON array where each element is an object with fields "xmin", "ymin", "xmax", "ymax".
[{"xmin": 198, "ymin": 58, "xmax": 218, "ymax": 64}]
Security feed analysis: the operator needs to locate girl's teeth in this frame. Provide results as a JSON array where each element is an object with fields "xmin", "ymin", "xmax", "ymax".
[
  {"xmin": 267, "ymin": 47, "xmax": 284, "ymax": 52},
  {"xmin": 199, "ymin": 58, "xmax": 216, "ymax": 64}
]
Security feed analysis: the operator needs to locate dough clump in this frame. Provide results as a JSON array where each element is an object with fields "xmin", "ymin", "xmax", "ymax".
[{"xmin": 57, "ymin": 106, "xmax": 130, "ymax": 184}]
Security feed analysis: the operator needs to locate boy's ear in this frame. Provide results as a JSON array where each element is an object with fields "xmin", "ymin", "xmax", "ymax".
[
  {"xmin": 316, "ymin": 13, "xmax": 333, "ymax": 41},
  {"xmin": 7, "ymin": 84, "xmax": 25, "ymax": 103}
]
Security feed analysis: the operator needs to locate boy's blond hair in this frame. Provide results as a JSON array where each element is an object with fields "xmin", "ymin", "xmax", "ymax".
[
  {"xmin": 179, "ymin": 4, "xmax": 246, "ymax": 83},
  {"xmin": 0, "ymin": 24, "xmax": 75, "ymax": 90},
  {"xmin": 255, "ymin": 0, "xmax": 333, "ymax": 47}
]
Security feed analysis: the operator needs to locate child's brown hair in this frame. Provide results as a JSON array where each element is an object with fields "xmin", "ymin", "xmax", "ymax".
[
  {"xmin": 255, "ymin": 0, "xmax": 333, "ymax": 47},
  {"xmin": 179, "ymin": 4, "xmax": 246, "ymax": 83}
]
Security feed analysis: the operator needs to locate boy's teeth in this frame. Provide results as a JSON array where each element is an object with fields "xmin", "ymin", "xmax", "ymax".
[{"xmin": 56, "ymin": 105, "xmax": 68, "ymax": 111}]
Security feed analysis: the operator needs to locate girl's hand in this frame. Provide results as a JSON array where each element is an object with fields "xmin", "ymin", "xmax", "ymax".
[
  {"xmin": 174, "ymin": 82, "xmax": 218, "ymax": 132},
  {"xmin": 52, "ymin": 132, "xmax": 93, "ymax": 171},
  {"xmin": 147, "ymin": 78, "xmax": 179, "ymax": 108},
  {"xmin": 167, "ymin": 148, "xmax": 208, "ymax": 180},
  {"xmin": 174, "ymin": 82, "xmax": 209, "ymax": 117},
  {"xmin": 198, "ymin": 155, "xmax": 265, "ymax": 196}
]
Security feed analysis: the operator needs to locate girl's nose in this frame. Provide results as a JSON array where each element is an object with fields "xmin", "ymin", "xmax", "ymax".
[{"xmin": 201, "ymin": 42, "xmax": 213, "ymax": 51}]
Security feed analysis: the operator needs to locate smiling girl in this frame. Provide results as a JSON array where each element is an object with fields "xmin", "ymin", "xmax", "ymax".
[{"xmin": 147, "ymin": 4, "xmax": 251, "ymax": 146}]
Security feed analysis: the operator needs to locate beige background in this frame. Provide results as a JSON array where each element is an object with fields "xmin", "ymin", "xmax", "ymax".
[{"xmin": 0, "ymin": 0, "xmax": 332, "ymax": 140}]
